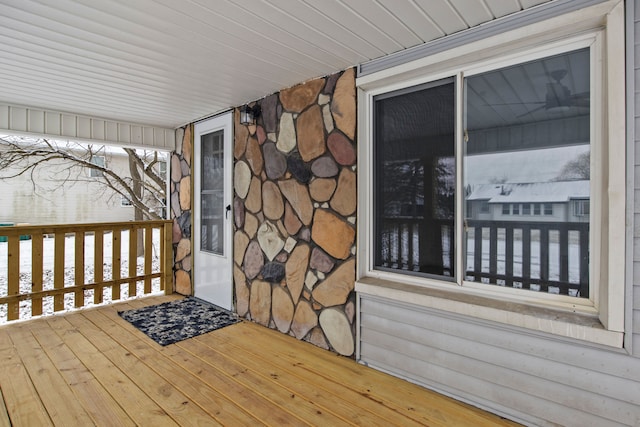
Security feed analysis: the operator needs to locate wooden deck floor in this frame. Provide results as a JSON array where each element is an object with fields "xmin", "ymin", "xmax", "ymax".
[{"xmin": 0, "ymin": 295, "xmax": 519, "ymax": 426}]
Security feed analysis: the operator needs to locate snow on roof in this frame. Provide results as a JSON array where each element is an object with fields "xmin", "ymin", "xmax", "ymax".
[{"xmin": 467, "ymin": 180, "xmax": 589, "ymax": 203}]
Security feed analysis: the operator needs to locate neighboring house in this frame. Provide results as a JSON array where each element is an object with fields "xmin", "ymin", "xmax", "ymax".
[
  {"xmin": 2, "ymin": 0, "xmax": 640, "ymax": 426},
  {"xmin": 0, "ymin": 144, "xmax": 162, "ymax": 224},
  {"xmin": 467, "ymin": 180, "xmax": 590, "ymax": 223}
]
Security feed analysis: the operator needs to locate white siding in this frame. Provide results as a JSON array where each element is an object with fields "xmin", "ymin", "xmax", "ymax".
[{"xmin": 633, "ymin": 0, "xmax": 640, "ymax": 357}]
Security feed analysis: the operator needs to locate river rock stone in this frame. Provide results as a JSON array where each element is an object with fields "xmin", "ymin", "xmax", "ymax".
[
  {"xmin": 307, "ymin": 327, "xmax": 329, "ymax": 350},
  {"xmin": 182, "ymin": 124, "xmax": 192, "ymax": 165},
  {"xmin": 256, "ymin": 125, "xmax": 267, "ymax": 145},
  {"xmin": 284, "ymin": 202, "xmax": 302, "ymax": 235},
  {"xmin": 244, "ymin": 212, "xmax": 258, "ymax": 239},
  {"xmin": 234, "ymin": 161, "xmax": 251, "ymax": 199},
  {"xmin": 262, "ymin": 181, "xmax": 284, "ymax": 220},
  {"xmin": 234, "ymin": 110, "xmax": 249, "ymax": 159},
  {"xmin": 272, "ymin": 286, "xmax": 294, "ymax": 333},
  {"xmin": 322, "ymin": 104, "xmax": 334, "ymax": 133},
  {"xmin": 181, "ymin": 255, "xmax": 192, "ymax": 272},
  {"xmin": 234, "ymin": 197, "xmax": 245, "ymax": 229},
  {"xmin": 171, "ymin": 192, "xmax": 182, "ymax": 219},
  {"xmin": 286, "ymin": 244, "xmax": 310, "ymax": 304},
  {"xmin": 245, "ymin": 136, "xmax": 263, "ymax": 175},
  {"xmin": 175, "ymin": 127, "xmax": 185, "ymax": 155},
  {"xmin": 291, "ymin": 300, "xmax": 318, "ymax": 339},
  {"xmin": 309, "ymin": 178, "xmax": 336, "ymax": 202},
  {"xmin": 319, "ymin": 308, "xmax": 354, "ymax": 356},
  {"xmin": 175, "ymin": 270, "xmax": 191, "ymax": 295},
  {"xmin": 179, "ymin": 176, "xmax": 191, "ymax": 211},
  {"xmin": 172, "ymin": 219, "xmax": 182, "ymax": 244},
  {"xmin": 234, "ymin": 265, "xmax": 249, "ymax": 316},
  {"xmin": 178, "ymin": 212, "xmax": 191, "ymax": 238},
  {"xmin": 175, "ymin": 238, "xmax": 191, "ymax": 262},
  {"xmin": 287, "ymin": 153, "xmax": 311, "ymax": 184},
  {"xmin": 330, "ymin": 168, "xmax": 356, "ymax": 216},
  {"xmin": 310, "ymin": 247, "xmax": 334, "ymax": 273},
  {"xmin": 280, "ymin": 79, "xmax": 324, "ymax": 113},
  {"xmin": 275, "ymin": 252, "xmax": 288, "ymax": 263},
  {"xmin": 234, "ymin": 231, "xmax": 250, "ymax": 266},
  {"xmin": 171, "ymin": 153, "xmax": 182, "ymax": 182},
  {"xmin": 297, "ymin": 105, "xmax": 326, "ymax": 162},
  {"xmin": 331, "ymin": 68, "xmax": 356, "ymax": 140},
  {"xmin": 250, "ymin": 280, "xmax": 271, "ymax": 326},
  {"xmin": 311, "ymin": 156, "xmax": 339, "ymax": 178},
  {"xmin": 245, "ymin": 176, "xmax": 262, "ymax": 213},
  {"xmin": 263, "ymin": 142, "xmax": 287, "ymax": 180},
  {"xmin": 180, "ymin": 158, "xmax": 190, "ymax": 177},
  {"xmin": 318, "ymin": 93, "xmax": 330, "ymax": 105},
  {"xmin": 261, "ymin": 94, "xmax": 278, "ymax": 133},
  {"xmin": 312, "ymin": 258, "xmax": 355, "ymax": 307},
  {"xmin": 327, "ymin": 131, "xmax": 356, "ymax": 166},
  {"xmin": 279, "ymin": 179, "xmax": 313, "ymax": 226},
  {"xmin": 243, "ymin": 240, "xmax": 264, "ymax": 280},
  {"xmin": 284, "ymin": 237, "xmax": 297, "ymax": 253},
  {"xmin": 261, "ymin": 262, "xmax": 285, "ymax": 283},
  {"xmin": 324, "ymin": 72, "xmax": 340, "ymax": 94},
  {"xmin": 257, "ymin": 221, "xmax": 284, "ymax": 261},
  {"xmin": 311, "ymin": 210, "xmax": 355, "ymax": 259},
  {"xmin": 277, "ymin": 113, "xmax": 296, "ymax": 153}
]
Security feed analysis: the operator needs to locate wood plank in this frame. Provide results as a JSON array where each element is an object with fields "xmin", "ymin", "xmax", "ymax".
[
  {"xmin": 45, "ymin": 315, "xmax": 179, "ymax": 426},
  {"xmin": 84, "ymin": 306, "xmax": 259, "ymax": 426},
  {"xmin": 74, "ymin": 231, "xmax": 85, "ymax": 308},
  {"xmin": 0, "ymin": 329, "xmax": 52, "ymax": 426},
  {"xmin": 26, "ymin": 320, "xmax": 136, "ymax": 426},
  {"xmin": 193, "ymin": 326, "xmax": 431, "ymax": 426},
  {"xmin": 7, "ymin": 235, "xmax": 19, "ymax": 321},
  {"xmin": 0, "ymin": 386, "xmax": 11, "ymax": 427},
  {"xmin": 53, "ymin": 231, "xmax": 65, "ymax": 311},
  {"xmin": 31, "ymin": 232, "xmax": 44, "ymax": 316},
  {"xmin": 65, "ymin": 311, "xmax": 218, "ymax": 426},
  {"xmin": 111, "ymin": 300, "xmax": 307, "ymax": 425},
  {"xmin": 6, "ymin": 324, "xmax": 94, "ymax": 425}
]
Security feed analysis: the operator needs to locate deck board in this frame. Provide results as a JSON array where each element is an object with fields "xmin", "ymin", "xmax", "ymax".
[{"xmin": 0, "ymin": 296, "xmax": 520, "ymax": 426}]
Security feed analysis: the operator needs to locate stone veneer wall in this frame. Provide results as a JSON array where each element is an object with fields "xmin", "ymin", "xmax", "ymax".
[
  {"xmin": 171, "ymin": 124, "xmax": 194, "ymax": 295},
  {"xmin": 233, "ymin": 68, "xmax": 357, "ymax": 356}
]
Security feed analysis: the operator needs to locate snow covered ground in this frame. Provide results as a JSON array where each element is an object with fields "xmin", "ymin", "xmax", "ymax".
[{"xmin": 0, "ymin": 229, "xmax": 163, "ymax": 323}]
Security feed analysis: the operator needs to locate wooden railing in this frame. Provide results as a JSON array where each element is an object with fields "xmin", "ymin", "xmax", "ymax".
[
  {"xmin": 0, "ymin": 220, "xmax": 173, "ymax": 322},
  {"xmin": 377, "ymin": 217, "xmax": 589, "ymax": 297}
]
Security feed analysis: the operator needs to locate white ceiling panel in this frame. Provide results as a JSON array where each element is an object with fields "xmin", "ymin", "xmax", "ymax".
[{"xmin": 0, "ymin": 0, "xmax": 553, "ymax": 129}]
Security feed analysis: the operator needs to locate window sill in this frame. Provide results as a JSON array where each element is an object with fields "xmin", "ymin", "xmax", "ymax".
[{"xmin": 356, "ymin": 276, "xmax": 623, "ymax": 348}]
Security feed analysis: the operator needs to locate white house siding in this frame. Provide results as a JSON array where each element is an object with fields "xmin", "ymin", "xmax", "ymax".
[
  {"xmin": 0, "ymin": 151, "xmax": 134, "ymax": 224},
  {"xmin": 357, "ymin": 1, "xmax": 640, "ymax": 426}
]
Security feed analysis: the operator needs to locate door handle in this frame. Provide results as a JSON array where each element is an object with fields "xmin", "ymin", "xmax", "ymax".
[{"xmin": 225, "ymin": 204, "xmax": 231, "ymax": 219}]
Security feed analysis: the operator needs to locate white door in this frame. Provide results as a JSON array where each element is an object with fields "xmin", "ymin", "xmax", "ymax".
[{"xmin": 193, "ymin": 113, "xmax": 233, "ymax": 310}]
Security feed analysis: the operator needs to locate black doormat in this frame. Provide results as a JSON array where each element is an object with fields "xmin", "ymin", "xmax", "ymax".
[{"xmin": 118, "ymin": 297, "xmax": 239, "ymax": 346}]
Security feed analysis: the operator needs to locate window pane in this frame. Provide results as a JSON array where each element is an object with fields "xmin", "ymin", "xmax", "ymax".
[
  {"xmin": 374, "ymin": 79, "xmax": 455, "ymax": 279},
  {"xmin": 465, "ymin": 48, "xmax": 590, "ymax": 298},
  {"xmin": 200, "ymin": 130, "xmax": 224, "ymax": 255}
]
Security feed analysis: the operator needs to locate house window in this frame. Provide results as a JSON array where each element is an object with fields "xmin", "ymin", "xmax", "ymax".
[
  {"xmin": 479, "ymin": 201, "xmax": 490, "ymax": 214},
  {"xmin": 121, "ymin": 196, "xmax": 132, "ymax": 207},
  {"xmin": 89, "ymin": 155, "xmax": 105, "ymax": 177},
  {"xmin": 360, "ymin": 6, "xmax": 625, "ymax": 345},
  {"xmin": 573, "ymin": 199, "xmax": 589, "ymax": 216}
]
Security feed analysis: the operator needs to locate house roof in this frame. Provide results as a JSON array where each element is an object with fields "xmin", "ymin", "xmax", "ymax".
[
  {"xmin": 0, "ymin": 0, "xmax": 553, "ymax": 130},
  {"xmin": 467, "ymin": 180, "xmax": 590, "ymax": 203}
]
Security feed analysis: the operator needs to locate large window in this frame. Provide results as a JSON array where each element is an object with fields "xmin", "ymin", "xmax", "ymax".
[{"xmin": 359, "ymin": 9, "xmax": 626, "ymax": 345}]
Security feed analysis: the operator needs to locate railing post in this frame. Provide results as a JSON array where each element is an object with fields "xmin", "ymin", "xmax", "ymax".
[
  {"xmin": 53, "ymin": 231, "xmax": 65, "ymax": 312},
  {"xmin": 163, "ymin": 221, "xmax": 174, "ymax": 295},
  {"xmin": 31, "ymin": 232, "xmax": 43, "ymax": 316},
  {"xmin": 74, "ymin": 231, "xmax": 85, "ymax": 308},
  {"xmin": 7, "ymin": 234, "xmax": 20, "ymax": 321}
]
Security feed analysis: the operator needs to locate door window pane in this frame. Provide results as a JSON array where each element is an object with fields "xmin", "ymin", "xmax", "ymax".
[
  {"xmin": 200, "ymin": 130, "xmax": 224, "ymax": 255},
  {"xmin": 465, "ymin": 48, "xmax": 590, "ymax": 297},
  {"xmin": 374, "ymin": 79, "xmax": 455, "ymax": 279}
]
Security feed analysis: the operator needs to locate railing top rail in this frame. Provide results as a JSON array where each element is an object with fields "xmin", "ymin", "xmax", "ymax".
[{"xmin": 0, "ymin": 220, "xmax": 172, "ymax": 235}]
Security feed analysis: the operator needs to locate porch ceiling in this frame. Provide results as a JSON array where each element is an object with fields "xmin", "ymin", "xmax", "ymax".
[{"xmin": 0, "ymin": 0, "xmax": 550, "ymax": 129}]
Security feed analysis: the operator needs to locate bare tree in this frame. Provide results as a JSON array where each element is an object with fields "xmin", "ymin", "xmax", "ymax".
[
  {"xmin": 0, "ymin": 136, "xmax": 166, "ymax": 221},
  {"xmin": 555, "ymin": 151, "xmax": 590, "ymax": 181}
]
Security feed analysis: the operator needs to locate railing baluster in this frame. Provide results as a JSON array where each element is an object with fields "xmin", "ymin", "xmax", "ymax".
[
  {"xmin": 474, "ymin": 225, "xmax": 482, "ymax": 281},
  {"xmin": 74, "ymin": 231, "xmax": 85, "ymax": 308},
  {"xmin": 579, "ymin": 227, "xmax": 589, "ymax": 297},
  {"xmin": 112, "ymin": 228, "xmax": 121, "ymax": 300},
  {"xmin": 144, "ymin": 226, "xmax": 153, "ymax": 294},
  {"xmin": 505, "ymin": 226, "xmax": 514, "ymax": 288},
  {"xmin": 540, "ymin": 226, "xmax": 549, "ymax": 291},
  {"xmin": 522, "ymin": 225, "xmax": 531, "ymax": 290},
  {"xmin": 94, "ymin": 230, "xmax": 104, "ymax": 304},
  {"xmin": 53, "ymin": 231, "xmax": 65, "ymax": 312},
  {"xmin": 7, "ymin": 234, "xmax": 20, "ymax": 321},
  {"xmin": 31, "ymin": 232, "xmax": 43, "ymax": 316},
  {"xmin": 489, "ymin": 226, "xmax": 497, "ymax": 284},
  {"xmin": 559, "ymin": 227, "xmax": 569, "ymax": 291},
  {"xmin": 128, "ymin": 227, "xmax": 137, "ymax": 297}
]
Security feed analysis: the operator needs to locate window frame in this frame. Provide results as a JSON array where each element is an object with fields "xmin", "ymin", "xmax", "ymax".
[
  {"xmin": 88, "ymin": 155, "xmax": 105, "ymax": 178},
  {"xmin": 356, "ymin": 2, "xmax": 625, "ymax": 347}
]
